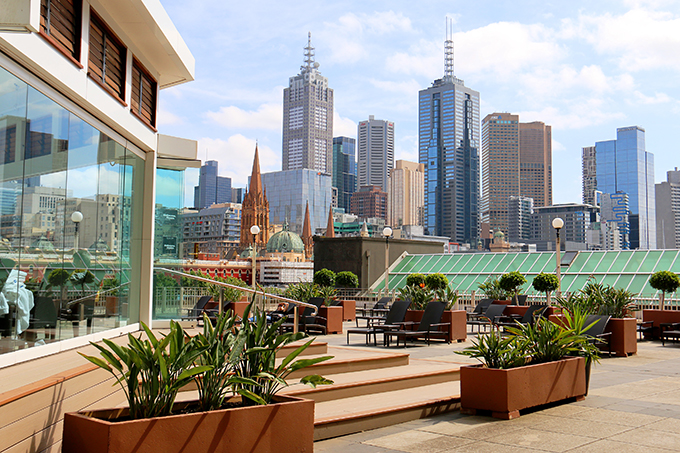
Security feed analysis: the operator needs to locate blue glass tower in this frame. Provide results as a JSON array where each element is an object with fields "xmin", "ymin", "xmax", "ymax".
[
  {"xmin": 193, "ymin": 160, "xmax": 232, "ymax": 209},
  {"xmin": 595, "ymin": 126, "xmax": 655, "ymax": 249},
  {"xmin": 418, "ymin": 40, "xmax": 479, "ymax": 243},
  {"xmin": 332, "ymin": 136, "xmax": 357, "ymax": 213}
]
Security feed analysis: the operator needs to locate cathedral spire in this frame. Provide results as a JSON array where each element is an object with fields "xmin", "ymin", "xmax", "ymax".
[
  {"xmin": 249, "ymin": 145, "xmax": 263, "ymax": 198},
  {"xmin": 325, "ymin": 206, "xmax": 335, "ymax": 238},
  {"xmin": 302, "ymin": 201, "xmax": 313, "ymax": 259}
]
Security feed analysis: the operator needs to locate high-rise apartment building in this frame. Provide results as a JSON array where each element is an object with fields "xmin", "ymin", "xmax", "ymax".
[
  {"xmin": 358, "ymin": 116, "xmax": 394, "ymax": 192},
  {"xmin": 388, "ymin": 160, "xmax": 424, "ymax": 227},
  {"xmin": 481, "ymin": 113, "xmax": 519, "ymax": 235},
  {"xmin": 532, "ymin": 204, "xmax": 600, "ymax": 250},
  {"xmin": 282, "ymin": 33, "xmax": 333, "ymax": 174},
  {"xmin": 593, "ymin": 126, "xmax": 655, "ymax": 249},
  {"xmin": 507, "ymin": 196, "xmax": 533, "ymax": 243},
  {"xmin": 600, "ymin": 192, "xmax": 630, "ymax": 249},
  {"xmin": 582, "ymin": 146, "xmax": 598, "ymax": 206},
  {"xmin": 332, "ymin": 136, "xmax": 357, "ymax": 213},
  {"xmin": 520, "ymin": 121, "xmax": 552, "ymax": 208},
  {"xmin": 350, "ymin": 185, "xmax": 388, "ymax": 220},
  {"xmin": 656, "ymin": 168, "xmax": 680, "ymax": 249},
  {"xmin": 194, "ymin": 160, "xmax": 231, "ymax": 209},
  {"xmin": 419, "ymin": 30, "xmax": 479, "ymax": 243}
]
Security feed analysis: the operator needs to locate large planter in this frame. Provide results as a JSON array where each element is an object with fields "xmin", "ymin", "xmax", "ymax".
[
  {"xmin": 604, "ymin": 317, "xmax": 637, "ymax": 357},
  {"xmin": 642, "ymin": 309, "xmax": 680, "ymax": 340},
  {"xmin": 338, "ymin": 299, "xmax": 355, "ymax": 321},
  {"xmin": 403, "ymin": 309, "xmax": 466, "ymax": 343},
  {"xmin": 460, "ymin": 356, "xmax": 586, "ymax": 420},
  {"xmin": 319, "ymin": 306, "xmax": 343, "ymax": 334},
  {"xmin": 227, "ymin": 301, "xmax": 249, "ymax": 318},
  {"xmin": 62, "ymin": 395, "xmax": 314, "ymax": 453},
  {"xmin": 105, "ymin": 296, "xmax": 118, "ymax": 317}
]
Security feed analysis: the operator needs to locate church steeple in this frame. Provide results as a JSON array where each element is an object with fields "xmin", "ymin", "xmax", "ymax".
[
  {"xmin": 325, "ymin": 206, "xmax": 335, "ymax": 238},
  {"xmin": 302, "ymin": 201, "xmax": 313, "ymax": 259},
  {"xmin": 249, "ymin": 145, "xmax": 263, "ymax": 198},
  {"xmin": 240, "ymin": 145, "xmax": 269, "ymax": 250}
]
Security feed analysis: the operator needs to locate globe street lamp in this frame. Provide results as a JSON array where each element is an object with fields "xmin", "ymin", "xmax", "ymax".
[
  {"xmin": 383, "ymin": 226, "xmax": 393, "ymax": 297},
  {"xmin": 71, "ymin": 211, "xmax": 83, "ymax": 250},
  {"xmin": 250, "ymin": 225, "xmax": 261, "ymax": 291},
  {"xmin": 552, "ymin": 217, "xmax": 564, "ymax": 297}
]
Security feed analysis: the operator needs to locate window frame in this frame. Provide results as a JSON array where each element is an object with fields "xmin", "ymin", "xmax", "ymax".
[
  {"xmin": 39, "ymin": 0, "xmax": 83, "ymax": 68},
  {"xmin": 87, "ymin": 9, "xmax": 127, "ymax": 105},
  {"xmin": 130, "ymin": 58, "xmax": 158, "ymax": 130}
]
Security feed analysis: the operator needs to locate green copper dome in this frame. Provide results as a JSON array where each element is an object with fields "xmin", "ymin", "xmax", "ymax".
[{"xmin": 267, "ymin": 224, "xmax": 305, "ymax": 253}]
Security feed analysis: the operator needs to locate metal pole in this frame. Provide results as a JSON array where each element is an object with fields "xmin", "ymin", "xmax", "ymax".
[
  {"xmin": 556, "ymin": 229, "xmax": 561, "ymax": 297},
  {"xmin": 384, "ymin": 237, "xmax": 389, "ymax": 296}
]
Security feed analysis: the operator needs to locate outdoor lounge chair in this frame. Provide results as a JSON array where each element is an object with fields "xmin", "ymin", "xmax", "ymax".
[
  {"xmin": 356, "ymin": 297, "xmax": 391, "ymax": 318},
  {"xmin": 467, "ymin": 303, "xmax": 507, "ymax": 333},
  {"xmin": 496, "ymin": 304, "xmax": 547, "ymax": 329},
  {"xmin": 660, "ymin": 322, "xmax": 680, "ymax": 346},
  {"xmin": 384, "ymin": 301, "xmax": 448, "ymax": 347},
  {"xmin": 583, "ymin": 314, "xmax": 612, "ymax": 356},
  {"xmin": 466, "ymin": 299, "xmax": 493, "ymax": 322},
  {"xmin": 346, "ymin": 300, "xmax": 410, "ymax": 345},
  {"xmin": 181, "ymin": 295, "xmax": 214, "ymax": 323},
  {"xmin": 281, "ymin": 297, "xmax": 327, "ymax": 335}
]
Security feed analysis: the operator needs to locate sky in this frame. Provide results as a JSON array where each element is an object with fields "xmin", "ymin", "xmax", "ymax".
[{"xmin": 157, "ymin": 0, "xmax": 680, "ymax": 206}]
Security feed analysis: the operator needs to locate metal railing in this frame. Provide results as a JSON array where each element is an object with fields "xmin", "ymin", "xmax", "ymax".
[{"xmin": 154, "ymin": 267, "xmax": 318, "ymax": 333}]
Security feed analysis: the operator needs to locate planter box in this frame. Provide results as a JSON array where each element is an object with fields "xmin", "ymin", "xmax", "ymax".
[
  {"xmin": 62, "ymin": 395, "xmax": 314, "ymax": 453},
  {"xmin": 404, "ymin": 309, "xmax": 466, "ymax": 343},
  {"xmin": 642, "ymin": 309, "xmax": 680, "ymax": 340},
  {"xmin": 604, "ymin": 318, "xmax": 637, "ymax": 357},
  {"xmin": 105, "ymin": 296, "xmax": 118, "ymax": 317},
  {"xmin": 338, "ymin": 299, "xmax": 355, "ymax": 321},
  {"xmin": 319, "ymin": 306, "xmax": 343, "ymax": 334},
  {"xmin": 460, "ymin": 357, "xmax": 586, "ymax": 419},
  {"xmin": 227, "ymin": 301, "xmax": 249, "ymax": 318}
]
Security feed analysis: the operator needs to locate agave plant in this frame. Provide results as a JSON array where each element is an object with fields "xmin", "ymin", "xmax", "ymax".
[
  {"xmin": 455, "ymin": 328, "xmax": 529, "ymax": 369},
  {"xmin": 397, "ymin": 284, "xmax": 434, "ymax": 310}
]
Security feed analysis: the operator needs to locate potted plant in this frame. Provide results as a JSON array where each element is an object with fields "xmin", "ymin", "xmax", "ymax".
[
  {"xmin": 316, "ymin": 285, "xmax": 343, "ymax": 334},
  {"xmin": 63, "ymin": 302, "xmax": 332, "ymax": 453},
  {"xmin": 433, "ymin": 284, "xmax": 467, "ymax": 342},
  {"xmin": 100, "ymin": 276, "xmax": 120, "ymax": 316},
  {"xmin": 478, "ymin": 276, "xmax": 511, "ymax": 304},
  {"xmin": 532, "ymin": 272, "xmax": 559, "ymax": 305},
  {"xmin": 499, "ymin": 271, "xmax": 527, "ymax": 305},
  {"xmin": 456, "ymin": 313, "xmax": 599, "ymax": 419},
  {"xmin": 644, "ymin": 271, "xmax": 680, "ymax": 339},
  {"xmin": 335, "ymin": 271, "xmax": 358, "ymax": 321},
  {"xmin": 313, "ymin": 268, "xmax": 336, "ymax": 287}
]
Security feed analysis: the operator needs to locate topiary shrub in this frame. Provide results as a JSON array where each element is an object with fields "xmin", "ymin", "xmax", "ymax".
[
  {"xmin": 532, "ymin": 273, "xmax": 560, "ymax": 305},
  {"xmin": 499, "ymin": 271, "xmax": 527, "ymax": 304},
  {"xmin": 425, "ymin": 273, "xmax": 449, "ymax": 291},
  {"xmin": 336, "ymin": 271, "xmax": 359, "ymax": 288},
  {"xmin": 406, "ymin": 273, "xmax": 426, "ymax": 287},
  {"xmin": 650, "ymin": 270, "xmax": 680, "ymax": 310},
  {"xmin": 314, "ymin": 268, "xmax": 336, "ymax": 287}
]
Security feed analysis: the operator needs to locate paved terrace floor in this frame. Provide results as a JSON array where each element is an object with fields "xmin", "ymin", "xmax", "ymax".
[{"xmin": 315, "ymin": 325, "xmax": 680, "ymax": 452}]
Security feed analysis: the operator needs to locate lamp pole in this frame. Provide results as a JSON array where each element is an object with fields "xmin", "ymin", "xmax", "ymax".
[
  {"xmin": 383, "ymin": 226, "xmax": 392, "ymax": 298},
  {"xmin": 71, "ymin": 211, "xmax": 83, "ymax": 250},
  {"xmin": 250, "ymin": 225, "xmax": 261, "ymax": 292},
  {"xmin": 552, "ymin": 217, "xmax": 564, "ymax": 297}
]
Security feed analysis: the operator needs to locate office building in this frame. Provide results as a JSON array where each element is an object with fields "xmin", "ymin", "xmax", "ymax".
[
  {"xmin": 182, "ymin": 203, "xmax": 242, "ymax": 258},
  {"xmin": 600, "ymin": 192, "xmax": 630, "ymax": 249},
  {"xmin": 357, "ymin": 116, "xmax": 394, "ymax": 192},
  {"xmin": 419, "ymin": 30, "xmax": 479, "ymax": 243},
  {"xmin": 193, "ymin": 160, "xmax": 231, "ymax": 209},
  {"xmin": 350, "ymin": 185, "xmax": 388, "ymax": 220},
  {"xmin": 508, "ymin": 196, "xmax": 533, "ymax": 243},
  {"xmin": 388, "ymin": 160, "xmax": 424, "ymax": 228},
  {"xmin": 532, "ymin": 204, "xmax": 600, "ymax": 250},
  {"xmin": 481, "ymin": 113, "xmax": 519, "ymax": 235},
  {"xmin": 282, "ymin": 33, "xmax": 333, "ymax": 174},
  {"xmin": 260, "ymin": 169, "xmax": 333, "ymax": 235},
  {"xmin": 656, "ymin": 168, "xmax": 680, "ymax": 249},
  {"xmin": 593, "ymin": 126, "xmax": 656, "ymax": 249},
  {"xmin": 232, "ymin": 187, "xmax": 245, "ymax": 204},
  {"xmin": 582, "ymin": 146, "xmax": 598, "ymax": 206},
  {"xmin": 332, "ymin": 136, "xmax": 357, "ymax": 212},
  {"xmin": 520, "ymin": 121, "xmax": 552, "ymax": 208}
]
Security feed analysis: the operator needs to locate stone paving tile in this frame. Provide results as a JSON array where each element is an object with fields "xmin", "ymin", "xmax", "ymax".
[
  {"xmin": 608, "ymin": 426, "xmax": 680, "ymax": 450},
  {"xmin": 314, "ymin": 437, "xmax": 403, "ymax": 453},
  {"xmin": 589, "ymin": 377, "xmax": 680, "ymax": 399},
  {"xmin": 644, "ymin": 417, "xmax": 680, "ymax": 433},
  {"xmin": 566, "ymin": 438, "xmax": 677, "ymax": 453},
  {"xmin": 483, "ymin": 427, "xmax": 594, "ymax": 452},
  {"xmin": 562, "ymin": 406, "xmax": 663, "ymax": 427},
  {"xmin": 438, "ymin": 440, "xmax": 548, "ymax": 452},
  {"xmin": 530, "ymin": 416, "xmax": 633, "ymax": 438},
  {"xmin": 363, "ymin": 430, "xmax": 474, "ymax": 453},
  {"xmin": 532, "ymin": 402, "xmax": 594, "ymax": 417},
  {"xmin": 416, "ymin": 416, "xmax": 525, "ymax": 440}
]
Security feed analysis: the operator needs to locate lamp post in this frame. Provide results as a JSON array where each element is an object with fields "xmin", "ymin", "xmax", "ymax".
[
  {"xmin": 383, "ymin": 226, "xmax": 392, "ymax": 297},
  {"xmin": 250, "ymin": 225, "xmax": 260, "ymax": 291},
  {"xmin": 71, "ymin": 211, "xmax": 83, "ymax": 250},
  {"xmin": 552, "ymin": 217, "xmax": 564, "ymax": 297}
]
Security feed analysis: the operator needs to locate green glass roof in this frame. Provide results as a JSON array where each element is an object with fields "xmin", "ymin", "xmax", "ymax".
[{"xmin": 376, "ymin": 250, "xmax": 680, "ymax": 297}]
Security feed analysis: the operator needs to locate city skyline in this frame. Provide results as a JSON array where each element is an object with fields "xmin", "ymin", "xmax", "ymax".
[{"xmin": 158, "ymin": 0, "xmax": 680, "ymax": 207}]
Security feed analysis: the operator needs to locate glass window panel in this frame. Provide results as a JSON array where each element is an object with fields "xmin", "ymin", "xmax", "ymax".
[
  {"xmin": 627, "ymin": 275, "xmax": 648, "ymax": 294},
  {"xmin": 390, "ymin": 274, "xmax": 407, "ymax": 290},
  {"xmin": 440, "ymin": 255, "xmax": 463, "ymax": 273},
  {"xmin": 423, "ymin": 255, "xmax": 446, "ymax": 273},
  {"xmin": 494, "ymin": 254, "xmax": 517, "ymax": 273},
  {"xmin": 416, "ymin": 255, "xmax": 438, "ymax": 273},
  {"xmin": 579, "ymin": 253, "xmax": 603, "ymax": 273},
  {"xmin": 508, "ymin": 254, "xmax": 529, "ymax": 271},
  {"xmin": 599, "ymin": 274, "xmax": 619, "ymax": 287},
  {"xmin": 471, "ymin": 255, "xmax": 491, "ymax": 273},
  {"xmin": 518, "ymin": 254, "xmax": 539, "ymax": 272},
  {"xmin": 392, "ymin": 255, "xmax": 418, "ymax": 274},
  {"xmin": 560, "ymin": 274, "xmax": 577, "ymax": 293},
  {"xmin": 471, "ymin": 274, "xmax": 491, "ymax": 293},
  {"xmin": 614, "ymin": 275, "xmax": 634, "ymax": 292},
  {"xmin": 609, "ymin": 251, "xmax": 632, "ymax": 273},
  {"xmin": 461, "ymin": 254, "xmax": 484, "ymax": 273},
  {"xmin": 568, "ymin": 252, "xmax": 590, "ymax": 272},
  {"xmin": 481, "ymin": 254, "xmax": 504, "ymax": 272},
  {"xmin": 594, "ymin": 252, "xmax": 618, "ymax": 272},
  {"xmin": 623, "ymin": 251, "xmax": 647, "ymax": 272},
  {"xmin": 638, "ymin": 250, "xmax": 662, "ymax": 273},
  {"xmin": 529, "ymin": 253, "xmax": 551, "ymax": 273},
  {"xmin": 456, "ymin": 274, "xmax": 477, "ymax": 292},
  {"xmin": 565, "ymin": 275, "xmax": 589, "ymax": 294},
  {"xmin": 656, "ymin": 250, "xmax": 678, "ymax": 272}
]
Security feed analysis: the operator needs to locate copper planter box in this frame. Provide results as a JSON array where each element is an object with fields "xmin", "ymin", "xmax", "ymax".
[
  {"xmin": 403, "ymin": 309, "xmax": 467, "ymax": 342},
  {"xmin": 604, "ymin": 318, "xmax": 637, "ymax": 357},
  {"xmin": 62, "ymin": 395, "xmax": 314, "ymax": 453},
  {"xmin": 319, "ymin": 306, "xmax": 343, "ymax": 334},
  {"xmin": 460, "ymin": 356, "xmax": 586, "ymax": 419}
]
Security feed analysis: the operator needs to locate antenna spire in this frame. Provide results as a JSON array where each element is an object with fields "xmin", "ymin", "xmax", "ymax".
[
  {"xmin": 444, "ymin": 17, "xmax": 454, "ymax": 81},
  {"xmin": 303, "ymin": 31, "xmax": 315, "ymax": 70}
]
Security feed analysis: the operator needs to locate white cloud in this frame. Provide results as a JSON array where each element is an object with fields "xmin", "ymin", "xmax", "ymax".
[
  {"xmin": 157, "ymin": 109, "xmax": 183, "ymax": 126},
  {"xmin": 205, "ymin": 103, "xmax": 282, "ymax": 130},
  {"xmin": 333, "ymin": 112, "xmax": 356, "ymax": 138},
  {"xmin": 633, "ymin": 90, "xmax": 672, "ymax": 104},
  {"xmin": 198, "ymin": 135, "xmax": 280, "ymax": 188},
  {"xmin": 520, "ymin": 99, "xmax": 626, "ymax": 130},
  {"xmin": 368, "ymin": 79, "xmax": 422, "ymax": 95}
]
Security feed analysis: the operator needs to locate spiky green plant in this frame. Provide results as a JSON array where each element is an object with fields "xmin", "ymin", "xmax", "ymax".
[{"xmin": 455, "ymin": 328, "xmax": 529, "ymax": 369}]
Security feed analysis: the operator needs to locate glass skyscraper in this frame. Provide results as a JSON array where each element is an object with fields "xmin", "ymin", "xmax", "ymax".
[
  {"xmin": 193, "ymin": 160, "xmax": 232, "ymax": 209},
  {"xmin": 332, "ymin": 137, "xmax": 357, "ymax": 213},
  {"xmin": 418, "ymin": 56, "xmax": 480, "ymax": 244},
  {"xmin": 595, "ymin": 126, "xmax": 655, "ymax": 249}
]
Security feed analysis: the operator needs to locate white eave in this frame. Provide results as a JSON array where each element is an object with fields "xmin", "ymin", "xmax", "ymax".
[{"xmin": 97, "ymin": 0, "xmax": 195, "ymax": 89}]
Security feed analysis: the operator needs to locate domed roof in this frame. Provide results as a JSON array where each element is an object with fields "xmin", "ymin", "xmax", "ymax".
[
  {"xmin": 267, "ymin": 224, "xmax": 305, "ymax": 253},
  {"xmin": 494, "ymin": 230, "xmax": 505, "ymax": 238},
  {"xmin": 239, "ymin": 245, "xmax": 255, "ymax": 258}
]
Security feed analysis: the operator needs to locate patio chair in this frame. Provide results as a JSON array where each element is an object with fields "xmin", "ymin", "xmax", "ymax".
[
  {"xmin": 346, "ymin": 300, "xmax": 410, "ymax": 345},
  {"xmin": 281, "ymin": 297, "xmax": 327, "ymax": 335},
  {"xmin": 466, "ymin": 299, "xmax": 493, "ymax": 322},
  {"xmin": 467, "ymin": 303, "xmax": 507, "ymax": 333},
  {"xmin": 583, "ymin": 314, "xmax": 612, "ymax": 356},
  {"xmin": 496, "ymin": 304, "xmax": 547, "ymax": 329},
  {"xmin": 181, "ymin": 295, "xmax": 214, "ymax": 323},
  {"xmin": 660, "ymin": 322, "xmax": 680, "ymax": 346},
  {"xmin": 384, "ymin": 301, "xmax": 448, "ymax": 347},
  {"xmin": 356, "ymin": 297, "xmax": 391, "ymax": 318}
]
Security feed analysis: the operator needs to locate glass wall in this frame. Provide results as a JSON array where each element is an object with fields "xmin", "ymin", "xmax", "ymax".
[{"xmin": 0, "ymin": 65, "xmax": 144, "ymax": 354}]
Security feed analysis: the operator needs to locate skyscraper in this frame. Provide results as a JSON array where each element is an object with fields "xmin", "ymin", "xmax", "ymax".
[
  {"xmin": 593, "ymin": 126, "xmax": 656, "ymax": 249},
  {"xmin": 357, "ymin": 116, "xmax": 394, "ymax": 192},
  {"xmin": 419, "ymin": 26, "xmax": 480, "ymax": 243},
  {"xmin": 507, "ymin": 195, "xmax": 533, "ymax": 243},
  {"xmin": 193, "ymin": 160, "xmax": 231, "ymax": 209},
  {"xmin": 388, "ymin": 160, "xmax": 424, "ymax": 228},
  {"xmin": 282, "ymin": 33, "xmax": 333, "ymax": 174},
  {"xmin": 332, "ymin": 136, "xmax": 357, "ymax": 213},
  {"xmin": 519, "ymin": 121, "xmax": 552, "ymax": 208},
  {"xmin": 656, "ymin": 168, "xmax": 680, "ymax": 249},
  {"xmin": 582, "ymin": 146, "xmax": 597, "ymax": 205},
  {"xmin": 350, "ymin": 185, "xmax": 388, "ymax": 220},
  {"xmin": 481, "ymin": 113, "xmax": 519, "ymax": 235}
]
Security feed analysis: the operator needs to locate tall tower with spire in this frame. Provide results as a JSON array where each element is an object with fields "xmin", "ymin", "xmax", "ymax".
[
  {"xmin": 418, "ymin": 18, "xmax": 480, "ymax": 244},
  {"xmin": 240, "ymin": 146, "xmax": 270, "ymax": 249},
  {"xmin": 301, "ymin": 201, "xmax": 313, "ymax": 259},
  {"xmin": 282, "ymin": 32, "xmax": 334, "ymax": 174}
]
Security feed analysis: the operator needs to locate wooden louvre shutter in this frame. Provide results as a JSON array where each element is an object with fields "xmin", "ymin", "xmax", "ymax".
[
  {"xmin": 88, "ymin": 12, "xmax": 126, "ymax": 101},
  {"xmin": 40, "ymin": 0, "xmax": 82, "ymax": 61},
  {"xmin": 131, "ymin": 60, "xmax": 157, "ymax": 128}
]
